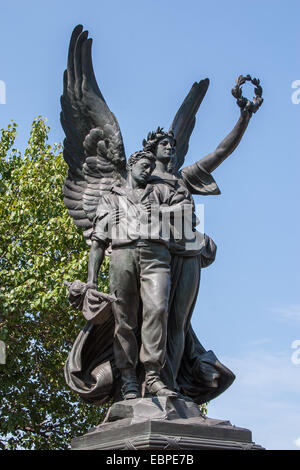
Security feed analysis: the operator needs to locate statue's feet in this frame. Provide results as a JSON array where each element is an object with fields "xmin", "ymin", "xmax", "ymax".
[
  {"xmin": 154, "ymin": 385, "xmax": 178, "ymax": 398},
  {"xmin": 122, "ymin": 388, "xmax": 141, "ymax": 400},
  {"xmin": 145, "ymin": 370, "xmax": 178, "ymax": 398},
  {"xmin": 120, "ymin": 368, "xmax": 141, "ymax": 400}
]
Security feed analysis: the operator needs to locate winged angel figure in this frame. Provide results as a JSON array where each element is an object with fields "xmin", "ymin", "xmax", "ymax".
[{"xmin": 62, "ymin": 25, "xmax": 262, "ymax": 405}]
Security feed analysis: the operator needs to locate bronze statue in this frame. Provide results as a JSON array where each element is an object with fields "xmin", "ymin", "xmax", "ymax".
[{"xmin": 61, "ymin": 25, "xmax": 263, "ymax": 406}]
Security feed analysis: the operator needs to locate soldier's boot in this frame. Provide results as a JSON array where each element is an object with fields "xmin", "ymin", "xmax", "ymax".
[
  {"xmin": 120, "ymin": 368, "xmax": 141, "ymax": 400},
  {"xmin": 145, "ymin": 369, "xmax": 178, "ymax": 398}
]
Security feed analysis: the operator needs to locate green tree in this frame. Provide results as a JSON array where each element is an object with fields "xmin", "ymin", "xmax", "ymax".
[{"xmin": 0, "ymin": 118, "xmax": 109, "ymax": 450}]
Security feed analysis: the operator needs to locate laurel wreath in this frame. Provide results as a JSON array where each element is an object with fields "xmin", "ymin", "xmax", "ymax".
[{"xmin": 232, "ymin": 75, "xmax": 263, "ymax": 114}]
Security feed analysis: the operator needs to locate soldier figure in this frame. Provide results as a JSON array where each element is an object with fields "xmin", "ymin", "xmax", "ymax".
[{"xmin": 87, "ymin": 150, "xmax": 189, "ymax": 399}]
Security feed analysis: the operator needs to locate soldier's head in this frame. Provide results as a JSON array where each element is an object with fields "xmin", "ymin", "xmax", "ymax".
[
  {"xmin": 142, "ymin": 127, "xmax": 176, "ymax": 171},
  {"xmin": 127, "ymin": 150, "xmax": 156, "ymax": 186}
]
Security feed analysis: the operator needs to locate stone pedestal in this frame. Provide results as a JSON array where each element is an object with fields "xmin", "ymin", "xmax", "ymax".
[{"xmin": 71, "ymin": 398, "xmax": 264, "ymax": 450}]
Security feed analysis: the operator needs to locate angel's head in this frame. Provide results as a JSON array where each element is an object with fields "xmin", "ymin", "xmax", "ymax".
[
  {"xmin": 142, "ymin": 127, "xmax": 176, "ymax": 172},
  {"xmin": 127, "ymin": 150, "xmax": 156, "ymax": 187}
]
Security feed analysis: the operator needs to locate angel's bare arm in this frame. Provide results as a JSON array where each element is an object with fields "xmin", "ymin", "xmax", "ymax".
[{"xmin": 197, "ymin": 109, "xmax": 252, "ymax": 174}]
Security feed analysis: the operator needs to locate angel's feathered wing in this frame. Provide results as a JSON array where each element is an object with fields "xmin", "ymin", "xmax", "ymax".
[
  {"xmin": 60, "ymin": 25, "xmax": 126, "ymax": 242},
  {"xmin": 169, "ymin": 79, "xmax": 209, "ymax": 172}
]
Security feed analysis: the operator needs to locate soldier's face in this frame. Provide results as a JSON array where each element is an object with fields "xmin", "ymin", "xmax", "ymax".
[
  {"xmin": 131, "ymin": 158, "xmax": 155, "ymax": 186},
  {"xmin": 156, "ymin": 137, "xmax": 176, "ymax": 163}
]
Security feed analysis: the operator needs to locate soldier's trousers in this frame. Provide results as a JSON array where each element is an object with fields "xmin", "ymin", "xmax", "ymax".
[{"xmin": 109, "ymin": 241, "xmax": 171, "ymax": 371}]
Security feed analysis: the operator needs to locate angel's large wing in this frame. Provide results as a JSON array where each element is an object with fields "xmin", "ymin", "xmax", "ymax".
[
  {"xmin": 60, "ymin": 25, "xmax": 126, "ymax": 241},
  {"xmin": 169, "ymin": 79, "xmax": 209, "ymax": 172}
]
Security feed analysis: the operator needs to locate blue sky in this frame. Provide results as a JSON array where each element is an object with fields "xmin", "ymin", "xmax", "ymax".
[{"xmin": 1, "ymin": 0, "xmax": 299, "ymax": 450}]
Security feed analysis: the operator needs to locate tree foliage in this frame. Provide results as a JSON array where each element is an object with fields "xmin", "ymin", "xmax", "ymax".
[{"xmin": 0, "ymin": 118, "xmax": 109, "ymax": 450}]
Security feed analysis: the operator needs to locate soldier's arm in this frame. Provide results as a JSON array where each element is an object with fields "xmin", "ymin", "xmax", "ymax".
[
  {"xmin": 87, "ymin": 240, "xmax": 105, "ymax": 287},
  {"xmin": 87, "ymin": 199, "xmax": 111, "ymax": 287}
]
